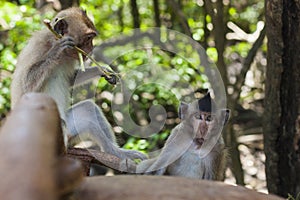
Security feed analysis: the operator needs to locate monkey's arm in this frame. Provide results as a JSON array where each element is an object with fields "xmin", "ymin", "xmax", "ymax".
[
  {"xmin": 209, "ymin": 143, "xmax": 227, "ymax": 180},
  {"xmin": 23, "ymin": 36, "xmax": 76, "ymax": 93},
  {"xmin": 136, "ymin": 157, "xmax": 167, "ymax": 174},
  {"xmin": 153, "ymin": 167, "xmax": 167, "ymax": 175},
  {"xmin": 136, "ymin": 126, "xmax": 186, "ymax": 174},
  {"xmin": 24, "ymin": 59, "xmax": 58, "ymax": 92}
]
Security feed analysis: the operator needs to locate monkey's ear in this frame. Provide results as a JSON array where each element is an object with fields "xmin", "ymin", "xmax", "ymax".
[
  {"xmin": 178, "ymin": 102, "xmax": 189, "ymax": 120},
  {"xmin": 53, "ymin": 18, "xmax": 68, "ymax": 36},
  {"xmin": 220, "ymin": 109, "xmax": 230, "ymax": 125}
]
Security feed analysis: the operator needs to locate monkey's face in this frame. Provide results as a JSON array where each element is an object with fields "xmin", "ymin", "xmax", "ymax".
[
  {"xmin": 52, "ymin": 8, "xmax": 98, "ymax": 60},
  {"xmin": 63, "ymin": 23, "xmax": 97, "ymax": 60},
  {"xmin": 179, "ymin": 93, "xmax": 230, "ymax": 150},
  {"xmin": 179, "ymin": 100, "xmax": 216, "ymax": 149},
  {"xmin": 191, "ymin": 111, "xmax": 216, "ymax": 149},
  {"xmin": 76, "ymin": 32, "xmax": 97, "ymax": 58}
]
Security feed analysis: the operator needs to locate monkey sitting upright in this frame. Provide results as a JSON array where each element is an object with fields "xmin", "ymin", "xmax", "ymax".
[
  {"xmin": 11, "ymin": 7, "xmax": 146, "ymax": 161},
  {"xmin": 137, "ymin": 93, "xmax": 229, "ymax": 180}
]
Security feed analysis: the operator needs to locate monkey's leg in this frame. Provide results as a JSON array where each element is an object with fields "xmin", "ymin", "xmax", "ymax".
[{"xmin": 66, "ymin": 100, "xmax": 147, "ymax": 161}]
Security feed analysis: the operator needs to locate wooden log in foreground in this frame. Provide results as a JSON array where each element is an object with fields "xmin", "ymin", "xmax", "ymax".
[
  {"xmin": 74, "ymin": 175, "xmax": 284, "ymax": 200},
  {"xmin": 0, "ymin": 93, "xmax": 83, "ymax": 200},
  {"xmin": 0, "ymin": 93, "xmax": 61, "ymax": 200}
]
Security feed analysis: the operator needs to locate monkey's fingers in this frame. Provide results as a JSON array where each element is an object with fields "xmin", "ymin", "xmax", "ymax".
[
  {"xmin": 104, "ymin": 73, "xmax": 119, "ymax": 85},
  {"xmin": 99, "ymin": 66, "xmax": 120, "ymax": 85}
]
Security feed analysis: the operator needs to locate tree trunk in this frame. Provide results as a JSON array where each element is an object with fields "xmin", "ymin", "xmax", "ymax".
[
  {"xmin": 264, "ymin": 0, "xmax": 300, "ymax": 197},
  {"xmin": 130, "ymin": 0, "xmax": 140, "ymax": 28},
  {"xmin": 165, "ymin": 0, "xmax": 192, "ymax": 37},
  {"xmin": 153, "ymin": 0, "xmax": 161, "ymax": 27},
  {"xmin": 59, "ymin": 0, "xmax": 79, "ymax": 10},
  {"xmin": 205, "ymin": 0, "xmax": 245, "ymax": 186}
]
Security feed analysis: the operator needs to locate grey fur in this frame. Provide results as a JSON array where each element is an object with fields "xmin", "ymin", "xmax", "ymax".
[{"xmin": 137, "ymin": 100, "xmax": 229, "ymax": 180}]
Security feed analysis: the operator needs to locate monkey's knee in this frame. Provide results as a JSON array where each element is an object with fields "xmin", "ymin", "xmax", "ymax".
[
  {"xmin": 69, "ymin": 99, "xmax": 99, "ymax": 115},
  {"xmin": 66, "ymin": 100, "xmax": 101, "ymax": 134}
]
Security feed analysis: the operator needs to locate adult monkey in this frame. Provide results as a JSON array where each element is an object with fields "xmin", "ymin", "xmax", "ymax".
[{"xmin": 11, "ymin": 7, "xmax": 146, "ymax": 161}]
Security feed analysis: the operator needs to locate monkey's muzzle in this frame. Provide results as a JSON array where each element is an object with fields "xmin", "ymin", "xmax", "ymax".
[{"xmin": 194, "ymin": 138, "xmax": 204, "ymax": 148}]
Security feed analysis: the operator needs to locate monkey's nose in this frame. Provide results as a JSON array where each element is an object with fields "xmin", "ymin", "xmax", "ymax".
[{"xmin": 194, "ymin": 138, "xmax": 204, "ymax": 147}]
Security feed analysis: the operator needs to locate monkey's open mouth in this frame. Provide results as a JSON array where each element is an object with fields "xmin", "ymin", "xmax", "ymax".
[{"xmin": 194, "ymin": 138, "xmax": 204, "ymax": 147}]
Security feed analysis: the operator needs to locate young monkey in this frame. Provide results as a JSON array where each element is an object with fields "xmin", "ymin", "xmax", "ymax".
[
  {"xmin": 11, "ymin": 7, "xmax": 146, "ymax": 161},
  {"xmin": 137, "ymin": 93, "xmax": 229, "ymax": 180}
]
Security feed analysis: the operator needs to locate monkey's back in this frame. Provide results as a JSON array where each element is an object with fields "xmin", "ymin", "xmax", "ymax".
[
  {"xmin": 11, "ymin": 28, "xmax": 76, "ymax": 120},
  {"xmin": 11, "ymin": 29, "xmax": 54, "ymax": 108}
]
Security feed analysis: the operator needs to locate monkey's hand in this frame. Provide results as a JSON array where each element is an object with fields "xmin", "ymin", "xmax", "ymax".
[
  {"xmin": 136, "ymin": 158, "xmax": 167, "ymax": 174},
  {"xmin": 48, "ymin": 36, "xmax": 77, "ymax": 61},
  {"xmin": 99, "ymin": 67, "xmax": 119, "ymax": 85},
  {"xmin": 119, "ymin": 158, "xmax": 137, "ymax": 173},
  {"xmin": 105, "ymin": 74, "xmax": 118, "ymax": 85},
  {"xmin": 144, "ymin": 168, "xmax": 166, "ymax": 175}
]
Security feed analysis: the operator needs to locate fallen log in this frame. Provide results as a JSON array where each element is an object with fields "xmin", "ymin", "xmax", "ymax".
[{"xmin": 73, "ymin": 175, "xmax": 284, "ymax": 200}]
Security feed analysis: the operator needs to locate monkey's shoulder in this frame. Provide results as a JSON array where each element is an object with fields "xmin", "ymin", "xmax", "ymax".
[{"xmin": 16, "ymin": 30, "xmax": 54, "ymax": 68}]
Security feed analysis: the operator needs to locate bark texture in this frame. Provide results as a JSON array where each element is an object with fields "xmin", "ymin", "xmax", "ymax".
[{"xmin": 264, "ymin": 0, "xmax": 300, "ymax": 197}]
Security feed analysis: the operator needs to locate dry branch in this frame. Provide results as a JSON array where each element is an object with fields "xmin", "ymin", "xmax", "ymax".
[
  {"xmin": 233, "ymin": 25, "xmax": 266, "ymax": 101},
  {"xmin": 67, "ymin": 147, "xmax": 136, "ymax": 175}
]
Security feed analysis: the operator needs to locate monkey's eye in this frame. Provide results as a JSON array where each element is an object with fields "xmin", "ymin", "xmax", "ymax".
[
  {"xmin": 84, "ymin": 33, "xmax": 96, "ymax": 44},
  {"xmin": 206, "ymin": 115, "xmax": 213, "ymax": 122},
  {"xmin": 194, "ymin": 114, "xmax": 202, "ymax": 120},
  {"xmin": 86, "ymin": 35, "xmax": 93, "ymax": 41}
]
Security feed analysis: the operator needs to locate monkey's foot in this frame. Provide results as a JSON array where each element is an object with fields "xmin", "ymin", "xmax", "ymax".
[{"xmin": 143, "ymin": 168, "xmax": 165, "ymax": 175}]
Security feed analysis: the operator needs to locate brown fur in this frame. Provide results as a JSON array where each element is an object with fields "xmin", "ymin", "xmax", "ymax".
[{"xmin": 11, "ymin": 8, "xmax": 97, "ymax": 114}]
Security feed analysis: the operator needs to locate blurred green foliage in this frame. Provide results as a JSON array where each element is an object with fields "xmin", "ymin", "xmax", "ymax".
[{"xmin": 0, "ymin": 2, "xmax": 38, "ymax": 118}]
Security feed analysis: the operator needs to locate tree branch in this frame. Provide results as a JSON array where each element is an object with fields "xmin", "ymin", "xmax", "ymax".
[
  {"xmin": 67, "ymin": 146, "xmax": 139, "ymax": 175},
  {"xmin": 233, "ymin": 25, "xmax": 266, "ymax": 101},
  {"xmin": 165, "ymin": 0, "xmax": 192, "ymax": 37}
]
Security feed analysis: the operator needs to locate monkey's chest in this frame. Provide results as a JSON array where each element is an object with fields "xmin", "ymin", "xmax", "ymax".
[
  {"xmin": 44, "ymin": 68, "xmax": 74, "ymax": 120},
  {"xmin": 167, "ymin": 151, "xmax": 210, "ymax": 179}
]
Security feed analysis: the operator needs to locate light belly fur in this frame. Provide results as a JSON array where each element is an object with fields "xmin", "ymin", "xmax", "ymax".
[{"xmin": 44, "ymin": 65, "xmax": 74, "ymax": 121}]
